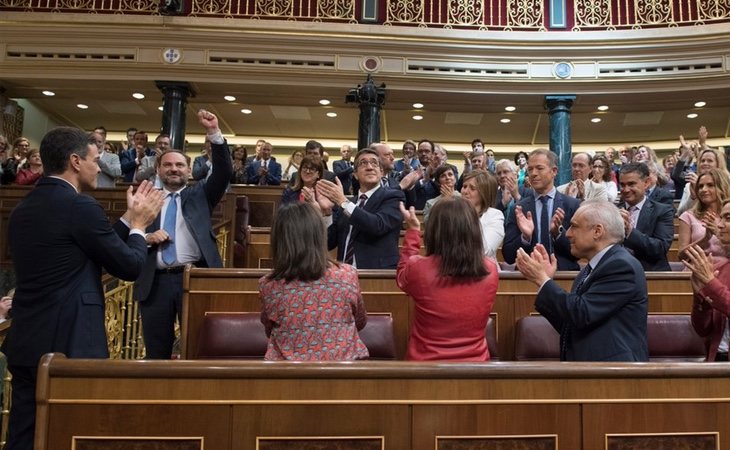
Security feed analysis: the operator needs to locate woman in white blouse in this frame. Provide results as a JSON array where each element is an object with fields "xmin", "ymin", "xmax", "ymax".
[
  {"xmin": 591, "ymin": 154, "xmax": 618, "ymax": 202},
  {"xmin": 459, "ymin": 170, "xmax": 505, "ymax": 261}
]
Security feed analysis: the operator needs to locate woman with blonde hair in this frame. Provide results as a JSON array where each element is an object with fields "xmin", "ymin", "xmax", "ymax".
[
  {"xmin": 282, "ymin": 149, "xmax": 304, "ymax": 182},
  {"xmin": 677, "ymin": 148, "xmax": 729, "ymax": 216},
  {"xmin": 678, "ymin": 168, "xmax": 730, "ymax": 267},
  {"xmin": 259, "ymin": 202, "xmax": 368, "ymax": 361}
]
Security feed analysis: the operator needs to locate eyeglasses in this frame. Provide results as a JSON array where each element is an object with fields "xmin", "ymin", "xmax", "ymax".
[
  {"xmin": 300, "ymin": 166, "xmax": 317, "ymax": 173},
  {"xmin": 356, "ymin": 159, "xmax": 380, "ymax": 168}
]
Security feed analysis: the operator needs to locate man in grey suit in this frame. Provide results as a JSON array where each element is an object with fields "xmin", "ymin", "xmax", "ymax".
[
  {"xmin": 132, "ymin": 109, "xmax": 233, "ymax": 359},
  {"xmin": 516, "ymin": 200, "xmax": 648, "ymax": 361},
  {"xmin": 90, "ymin": 128, "xmax": 121, "ymax": 187}
]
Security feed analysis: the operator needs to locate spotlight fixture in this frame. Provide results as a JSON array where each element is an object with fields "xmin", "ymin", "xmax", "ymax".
[
  {"xmin": 504, "ymin": 106, "xmax": 516, "ymax": 112},
  {"xmin": 241, "ymin": 108, "xmax": 252, "ymax": 114},
  {"xmin": 319, "ymin": 99, "xmax": 331, "ymax": 106},
  {"xmin": 500, "ymin": 118, "xmax": 511, "ymax": 123},
  {"xmin": 412, "ymin": 103, "xmax": 424, "ymax": 109},
  {"xmin": 412, "ymin": 115, "xmax": 423, "ymax": 121},
  {"xmin": 687, "ymin": 113, "xmax": 698, "ymax": 119},
  {"xmin": 597, "ymin": 105, "xmax": 609, "ymax": 111},
  {"xmin": 77, "ymin": 104, "xmax": 89, "ymax": 109},
  {"xmin": 694, "ymin": 101, "xmax": 706, "ymax": 108},
  {"xmin": 224, "ymin": 95, "xmax": 236, "ymax": 102},
  {"xmin": 42, "ymin": 90, "xmax": 55, "ymax": 96},
  {"xmin": 326, "ymin": 112, "xmax": 337, "ymax": 118},
  {"xmin": 591, "ymin": 117, "xmax": 602, "ymax": 123},
  {"xmin": 158, "ymin": 106, "xmax": 164, "ymax": 111},
  {"xmin": 132, "ymin": 93, "xmax": 145, "ymax": 100}
]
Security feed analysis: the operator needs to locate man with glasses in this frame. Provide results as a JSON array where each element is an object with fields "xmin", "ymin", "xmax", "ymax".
[
  {"xmin": 557, "ymin": 153, "xmax": 608, "ymax": 202},
  {"xmin": 317, "ymin": 149, "xmax": 405, "ymax": 269}
]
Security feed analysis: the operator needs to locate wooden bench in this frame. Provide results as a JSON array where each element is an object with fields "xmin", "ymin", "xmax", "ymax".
[
  {"xmin": 35, "ymin": 353, "xmax": 730, "ymax": 450},
  {"xmin": 180, "ymin": 268, "xmax": 694, "ymax": 361}
]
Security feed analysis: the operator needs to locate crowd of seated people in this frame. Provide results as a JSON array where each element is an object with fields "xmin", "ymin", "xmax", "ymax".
[{"xmin": 4, "ymin": 124, "xmax": 730, "ymax": 364}]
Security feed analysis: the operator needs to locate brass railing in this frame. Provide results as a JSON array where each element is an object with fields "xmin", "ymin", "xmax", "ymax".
[{"xmin": 1, "ymin": 0, "xmax": 728, "ymax": 30}]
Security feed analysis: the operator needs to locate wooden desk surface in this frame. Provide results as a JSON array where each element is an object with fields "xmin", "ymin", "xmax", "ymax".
[{"xmin": 35, "ymin": 353, "xmax": 730, "ymax": 450}]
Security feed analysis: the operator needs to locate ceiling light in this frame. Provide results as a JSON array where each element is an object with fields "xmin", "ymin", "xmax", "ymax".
[
  {"xmin": 412, "ymin": 115, "xmax": 423, "ymax": 121},
  {"xmin": 591, "ymin": 117, "xmax": 602, "ymax": 123},
  {"xmin": 326, "ymin": 112, "xmax": 337, "ymax": 118},
  {"xmin": 77, "ymin": 104, "xmax": 89, "ymax": 109},
  {"xmin": 687, "ymin": 113, "xmax": 698, "ymax": 119},
  {"xmin": 504, "ymin": 106, "xmax": 516, "ymax": 112},
  {"xmin": 42, "ymin": 90, "xmax": 55, "ymax": 96},
  {"xmin": 694, "ymin": 101, "xmax": 706, "ymax": 108},
  {"xmin": 412, "ymin": 103, "xmax": 424, "ymax": 109},
  {"xmin": 241, "ymin": 108, "xmax": 252, "ymax": 114},
  {"xmin": 158, "ymin": 106, "xmax": 164, "ymax": 111},
  {"xmin": 132, "ymin": 93, "xmax": 145, "ymax": 100},
  {"xmin": 597, "ymin": 105, "xmax": 609, "ymax": 111},
  {"xmin": 319, "ymin": 99, "xmax": 331, "ymax": 106},
  {"xmin": 224, "ymin": 95, "xmax": 236, "ymax": 102},
  {"xmin": 500, "ymin": 118, "xmax": 511, "ymax": 124}
]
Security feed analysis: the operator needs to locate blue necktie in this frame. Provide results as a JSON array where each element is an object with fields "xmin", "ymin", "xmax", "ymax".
[
  {"xmin": 562, "ymin": 264, "xmax": 593, "ymax": 360},
  {"xmin": 539, "ymin": 195, "xmax": 551, "ymax": 252},
  {"xmin": 162, "ymin": 193, "xmax": 178, "ymax": 265}
]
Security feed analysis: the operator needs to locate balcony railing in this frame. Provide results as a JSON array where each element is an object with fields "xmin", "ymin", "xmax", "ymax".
[{"xmin": 1, "ymin": 0, "xmax": 729, "ymax": 30}]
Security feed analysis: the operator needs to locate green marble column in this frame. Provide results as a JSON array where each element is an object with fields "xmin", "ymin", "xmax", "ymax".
[
  {"xmin": 156, "ymin": 81, "xmax": 194, "ymax": 151},
  {"xmin": 544, "ymin": 95, "xmax": 576, "ymax": 186}
]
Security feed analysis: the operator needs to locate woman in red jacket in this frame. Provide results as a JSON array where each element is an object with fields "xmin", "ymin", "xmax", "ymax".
[
  {"xmin": 15, "ymin": 148, "xmax": 43, "ymax": 185},
  {"xmin": 686, "ymin": 198, "xmax": 730, "ymax": 361},
  {"xmin": 397, "ymin": 197, "xmax": 499, "ymax": 361}
]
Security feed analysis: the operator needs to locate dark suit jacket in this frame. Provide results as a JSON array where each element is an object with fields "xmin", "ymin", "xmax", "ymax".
[
  {"xmin": 619, "ymin": 198, "xmax": 674, "ymax": 271},
  {"xmin": 5, "ymin": 178, "xmax": 148, "ymax": 367},
  {"xmin": 502, "ymin": 190, "xmax": 580, "ymax": 271},
  {"xmin": 328, "ymin": 187, "xmax": 405, "ymax": 269},
  {"xmin": 246, "ymin": 158, "xmax": 282, "ymax": 185},
  {"xmin": 647, "ymin": 186, "xmax": 674, "ymax": 206},
  {"xmin": 405, "ymin": 179, "xmax": 437, "ymax": 210},
  {"xmin": 333, "ymin": 159, "xmax": 355, "ymax": 194},
  {"xmin": 134, "ymin": 141, "xmax": 233, "ymax": 302},
  {"xmin": 536, "ymin": 245, "xmax": 649, "ymax": 361},
  {"xmin": 119, "ymin": 147, "xmax": 153, "ymax": 182}
]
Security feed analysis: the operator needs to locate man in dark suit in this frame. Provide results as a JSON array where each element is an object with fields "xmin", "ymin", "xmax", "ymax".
[
  {"xmin": 333, "ymin": 144, "xmax": 355, "ymax": 194},
  {"xmin": 617, "ymin": 163, "xmax": 674, "ymax": 271},
  {"xmin": 4, "ymin": 127, "xmax": 163, "ymax": 450},
  {"xmin": 119, "ymin": 130, "xmax": 154, "ymax": 182},
  {"xmin": 644, "ymin": 159, "xmax": 674, "ymax": 206},
  {"xmin": 401, "ymin": 139, "xmax": 438, "ymax": 210},
  {"xmin": 502, "ymin": 148, "xmax": 581, "ymax": 271},
  {"xmin": 317, "ymin": 148, "xmax": 405, "ymax": 269},
  {"xmin": 245, "ymin": 141, "xmax": 281, "ymax": 185},
  {"xmin": 132, "ymin": 109, "xmax": 233, "ymax": 359},
  {"xmin": 516, "ymin": 200, "xmax": 649, "ymax": 361}
]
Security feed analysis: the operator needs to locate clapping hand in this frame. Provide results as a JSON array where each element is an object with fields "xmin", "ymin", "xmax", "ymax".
[
  {"xmin": 516, "ymin": 244, "xmax": 556, "ymax": 287},
  {"xmin": 399, "ymin": 202, "xmax": 420, "ymax": 231},
  {"xmin": 515, "ymin": 205, "xmax": 534, "ymax": 241},
  {"xmin": 682, "ymin": 244, "xmax": 717, "ymax": 291}
]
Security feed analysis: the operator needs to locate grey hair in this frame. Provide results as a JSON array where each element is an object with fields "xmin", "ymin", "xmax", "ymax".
[
  {"xmin": 577, "ymin": 200, "xmax": 625, "ymax": 244},
  {"xmin": 495, "ymin": 159, "xmax": 517, "ymax": 173}
]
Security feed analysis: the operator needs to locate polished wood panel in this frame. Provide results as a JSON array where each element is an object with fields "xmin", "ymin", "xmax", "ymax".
[
  {"xmin": 35, "ymin": 355, "xmax": 730, "ymax": 450},
  {"xmin": 180, "ymin": 268, "xmax": 692, "ymax": 361}
]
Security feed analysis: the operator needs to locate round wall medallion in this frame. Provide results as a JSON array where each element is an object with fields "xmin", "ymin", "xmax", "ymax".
[
  {"xmin": 361, "ymin": 56, "xmax": 381, "ymax": 73},
  {"xmin": 553, "ymin": 61, "xmax": 573, "ymax": 79},
  {"xmin": 162, "ymin": 48, "xmax": 182, "ymax": 64}
]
